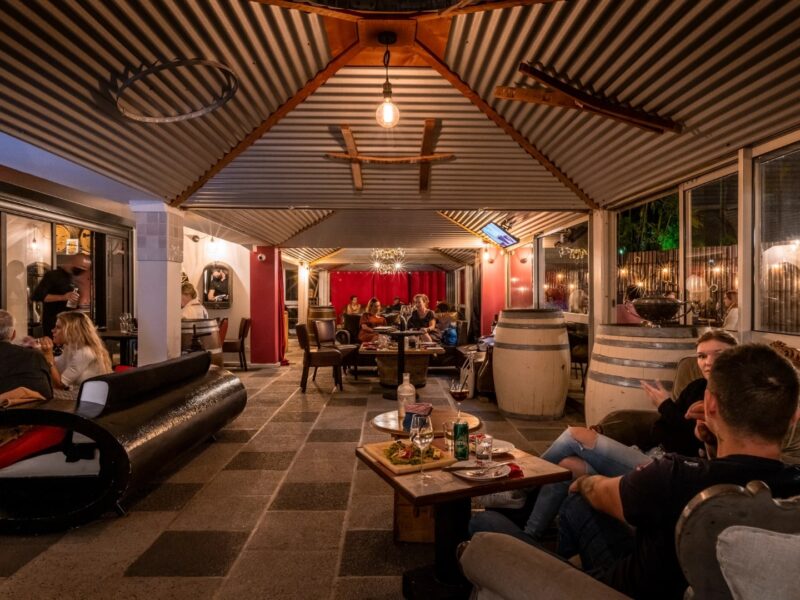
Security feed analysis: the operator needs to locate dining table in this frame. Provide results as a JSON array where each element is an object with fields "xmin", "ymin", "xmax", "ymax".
[
  {"xmin": 355, "ymin": 443, "xmax": 571, "ymax": 599},
  {"xmin": 98, "ymin": 329, "xmax": 138, "ymax": 367}
]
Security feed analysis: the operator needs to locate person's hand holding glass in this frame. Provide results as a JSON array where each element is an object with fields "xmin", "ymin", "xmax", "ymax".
[{"xmin": 410, "ymin": 415, "xmax": 434, "ymax": 482}]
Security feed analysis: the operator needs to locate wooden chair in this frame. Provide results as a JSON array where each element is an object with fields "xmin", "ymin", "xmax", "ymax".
[
  {"xmin": 222, "ymin": 317, "xmax": 250, "ymax": 371},
  {"xmin": 314, "ymin": 318, "xmax": 358, "ymax": 379},
  {"xmin": 296, "ymin": 324, "xmax": 344, "ymax": 392},
  {"xmin": 217, "ymin": 317, "xmax": 229, "ymax": 347}
]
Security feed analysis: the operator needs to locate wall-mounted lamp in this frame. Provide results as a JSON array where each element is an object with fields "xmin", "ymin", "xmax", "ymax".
[
  {"xmin": 375, "ymin": 31, "xmax": 400, "ymax": 129},
  {"xmin": 30, "ymin": 228, "xmax": 39, "ymax": 252}
]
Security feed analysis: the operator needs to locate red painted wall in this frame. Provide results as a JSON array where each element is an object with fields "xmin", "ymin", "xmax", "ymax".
[
  {"xmin": 481, "ymin": 252, "xmax": 507, "ymax": 335},
  {"xmin": 250, "ymin": 247, "xmax": 281, "ymax": 364}
]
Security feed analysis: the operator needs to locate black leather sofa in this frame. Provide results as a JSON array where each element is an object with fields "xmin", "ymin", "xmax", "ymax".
[{"xmin": 0, "ymin": 352, "xmax": 246, "ymax": 533}]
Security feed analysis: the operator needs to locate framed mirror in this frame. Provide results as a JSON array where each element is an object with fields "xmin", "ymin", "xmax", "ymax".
[{"xmin": 202, "ymin": 262, "xmax": 232, "ymax": 310}]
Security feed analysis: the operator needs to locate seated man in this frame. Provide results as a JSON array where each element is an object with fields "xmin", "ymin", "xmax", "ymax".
[
  {"xmin": 0, "ymin": 309, "xmax": 52, "ymax": 400},
  {"xmin": 474, "ymin": 344, "xmax": 800, "ymax": 600}
]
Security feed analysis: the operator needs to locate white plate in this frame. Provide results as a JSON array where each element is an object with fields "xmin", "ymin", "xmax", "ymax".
[
  {"xmin": 373, "ymin": 326, "xmax": 394, "ymax": 332},
  {"xmin": 453, "ymin": 464, "xmax": 511, "ymax": 481}
]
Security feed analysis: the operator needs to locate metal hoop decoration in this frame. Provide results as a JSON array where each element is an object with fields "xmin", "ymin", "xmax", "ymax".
[{"xmin": 114, "ymin": 58, "xmax": 239, "ymax": 123}]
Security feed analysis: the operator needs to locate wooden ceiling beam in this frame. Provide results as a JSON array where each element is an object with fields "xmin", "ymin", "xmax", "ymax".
[
  {"xmin": 518, "ymin": 62, "xmax": 682, "ymax": 134},
  {"xmin": 494, "ymin": 85, "xmax": 577, "ymax": 108},
  {"xmin": 419, "ymin": 118, "xmax": 440, "ymax": 192},
  {"xmin": 340, "ymin": 125, "xmax": 363, "ymax": 191},
  {"xmin": 170, "ymin": 40, "xmax": 364, "ymax": 207},
  {"xmin": 414, "ymin": 40, "xmax": 599, "ymax": 210},
  {"xmin": 324, "ymin": 152, "xmax": 453, "ymax": 165},
  {"xmin": 416, "ymin": 0, "xmax": 560, "ymax": 21}
]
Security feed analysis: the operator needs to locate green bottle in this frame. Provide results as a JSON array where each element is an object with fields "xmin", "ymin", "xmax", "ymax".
[{"xmin": 453, "ymin": 419, "xmax": 469, "ymax": 460}]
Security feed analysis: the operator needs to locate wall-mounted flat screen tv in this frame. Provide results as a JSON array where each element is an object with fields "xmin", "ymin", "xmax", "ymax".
[{"xmin": 481, "ymin": 222, "xmax": 519, "ymax": 248}]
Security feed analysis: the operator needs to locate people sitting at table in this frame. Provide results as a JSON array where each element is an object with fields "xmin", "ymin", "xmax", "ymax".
[
  {"xmin": 471, "ymin": 330, "xmax": 737, "ymax": 538},
  {"xmin": 181, "ymin": 282, "xmax": 208, "ymax": 319},
  {"xmin": 0, "ymin": 309, "xmax": 52, "ymax": 400},
  {"xmin": 477, "ymin": 343, "xmax": 800, "ymax": 600},
  {"xmin": 38, "ymin": 311, "xmax": 112, "ymax": 392},
  {"xmin": 407, "ymin": 294, "xmax": 437, "ymax": 342},
  {"xmin": 722, "ymin": 289, "xmax": 739, "ymax": 330},
  {"xmin": 344, "ymin": 295, "xmax": 362, "ymax": 315},
  {"xmin": 358, "ymin": 297, "xmax": 386, "ymax": 343}
]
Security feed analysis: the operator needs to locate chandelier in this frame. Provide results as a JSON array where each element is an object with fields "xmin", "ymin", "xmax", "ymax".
[{"xmin": 371, "ymin": 248, "xmax": 405, "ymax": 274}]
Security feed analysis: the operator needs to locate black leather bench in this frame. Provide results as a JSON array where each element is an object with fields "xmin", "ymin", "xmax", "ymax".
[{"xmin": 0, "ymin": 352, "xmax": 247, "ymax": 533}]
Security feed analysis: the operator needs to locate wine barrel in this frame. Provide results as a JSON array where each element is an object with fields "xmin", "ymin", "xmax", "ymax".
[
  {"xmin": 307, "ymin": 305, "xmax": 337, "ymax": 345},
  {"xmin": 181, "ymin": 319, "xmax": 223, "ymax": 367},
  {"xmin": 493, "ymin": 309, "xmax": 570, "ymax": 420},
  {"xmin": 585, "ymin": 324, "xmax": 699, "ymax": 426}
]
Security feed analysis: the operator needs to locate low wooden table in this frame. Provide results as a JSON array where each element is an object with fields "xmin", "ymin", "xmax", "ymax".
[
  {"xmin": 371, "ymin": 409, "xmax": 481, "ymax": 438},
  {"xmin": 356, "ymin": 445, "xmax": 570, "ymax": 598}
]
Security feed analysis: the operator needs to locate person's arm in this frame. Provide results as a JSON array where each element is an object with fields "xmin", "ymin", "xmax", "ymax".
[
  {"xmin": 38, "ymin": 337, "xmax": 67, "ymax": 389},
  {"xmin": 360, "ymin": 314, "xmax": 373, "ymax": 332},
  {"xmin": 569, "ymin": 475, "xmax": 625, "ymax": 522}
]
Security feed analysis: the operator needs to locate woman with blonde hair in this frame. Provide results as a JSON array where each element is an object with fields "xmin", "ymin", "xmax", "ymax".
[
  {"xmin": 181, "ymin": 282, "xmax": 208, "ymax": 319},
  {"xmin": 407, "ymin": 293, "xmax": 437, "ymax": 342},
  {"xmin": 39, "ymin": 311, "xmax": 112, "ymax": 391}
]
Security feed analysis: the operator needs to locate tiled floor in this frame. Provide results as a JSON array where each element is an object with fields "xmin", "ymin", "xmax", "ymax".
[{"xmin": 0, "ymin": 343, "xmax": 585, "ymax": 599}]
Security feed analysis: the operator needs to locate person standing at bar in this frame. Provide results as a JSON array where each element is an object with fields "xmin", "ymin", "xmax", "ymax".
[{"xmin": 32, "ymin": 255, "xmax": 91, "ymax": 337}]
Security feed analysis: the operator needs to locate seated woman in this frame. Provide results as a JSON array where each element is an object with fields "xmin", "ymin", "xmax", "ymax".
[
  {"xmin": 470, "ymin": 329, "xmax": 738, "ymax": 542},
  {"xmin": 407, "ymin": 294, "xmax": 437, "ymax": 342},
  {"xmin": 181, "ymin": 282, "xmax": 208, "ymax": 319},
  {"xmin": 39, "ymin": 311, "xmax": 113, "ymax": 393},
  {"xmin": 344, "ymin": 295, "xmax": 362, "ymax": 315},
  {"xmin": 358, "ymin": 297, "xmax": 386, "ymax": 344}
]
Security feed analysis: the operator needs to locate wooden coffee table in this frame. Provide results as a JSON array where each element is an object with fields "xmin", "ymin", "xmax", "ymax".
[{"xmin": 355, "ymin": 445, "xmax": 570, "ymax": 599}]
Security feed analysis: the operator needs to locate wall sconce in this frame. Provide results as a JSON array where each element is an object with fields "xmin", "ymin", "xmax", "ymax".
[
  {"xmin": 375, "ymin": 32, "xmax": 400, "ymax": 129},
  {"xmin": 299, "ymin": 261, "xmax": 309, "ymax": 275},
  {"xmin": 29, "ymin": 227, "xmax": 40, "ymax": 252}
]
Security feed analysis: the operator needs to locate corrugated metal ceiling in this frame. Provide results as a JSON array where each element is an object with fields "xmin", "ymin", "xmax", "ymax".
[{"xmin": 2, "ymin": 0, "xmax": 800, "ymax": 263}]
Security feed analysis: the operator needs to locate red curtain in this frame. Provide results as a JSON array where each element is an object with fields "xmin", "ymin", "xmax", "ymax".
[
  {"xmin": 374, "ymin": 273, "xmax": 410, "ymax": 307},
  {"xmin": 410, "ymin": 271, "xmax": 446, "ymax": 306},
  {"xmin": 330, "ymin": 272, "xmax": 374, "ymax": 317}
]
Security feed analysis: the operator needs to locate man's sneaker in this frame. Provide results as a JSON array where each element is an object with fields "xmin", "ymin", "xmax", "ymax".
[{"xmin": 476, "ymin": 490, "xmax": 527, "ymax": 509}]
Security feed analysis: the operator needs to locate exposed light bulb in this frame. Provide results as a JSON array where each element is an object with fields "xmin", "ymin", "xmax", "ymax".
[
  {"xmin": 376, "ymin": 98, "xmax": 400, "ymax": 129},
  {"xmin": 374, "ymin": 261, "xmax": 381, "ymax": 269},
  {"xmin": 394, "ymin": 262, "xmax": 402, "ymax": 270}
]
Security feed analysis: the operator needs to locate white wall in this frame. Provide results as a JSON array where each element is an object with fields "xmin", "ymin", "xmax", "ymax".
[{"xmin": 182, "ymin": 227, "xmax": 251, "ymax": 349}]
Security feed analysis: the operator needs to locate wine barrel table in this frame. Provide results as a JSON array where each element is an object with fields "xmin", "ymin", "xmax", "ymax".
[
  {"xmin": 181, "ymin": 318, "xmax": 223, "ymax": 366},
  {"xmin": 493, "ymin": 309, "xmax": 570, "ymax": 420},
  {"xmin": 584, "ymin": 324, "xmax": 699, "ymax": 426},
  {"xmin": 307, "ymin": 305, "xmax": 337, "ymax": 345}
]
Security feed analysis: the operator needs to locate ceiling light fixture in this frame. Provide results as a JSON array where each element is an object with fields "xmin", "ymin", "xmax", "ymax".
[
  {"xmin": 375, "ymin": 32, "xmax": 400, "ymax": 129},
  {"xmin": 371, "ymin": 248, "xmax": 405, "ymax": 274}
]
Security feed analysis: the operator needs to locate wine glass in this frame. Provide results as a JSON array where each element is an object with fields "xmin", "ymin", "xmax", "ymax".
[
  {"xmin": 449, "ymin": 379, "xmax": 468, "ymax": 417},
  {"xmin": 410, "ymin": 415, "xmax": 434, "ymax": 482}
]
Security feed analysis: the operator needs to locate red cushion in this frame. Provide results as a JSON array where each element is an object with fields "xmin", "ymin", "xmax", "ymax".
[
  {"xmin": 0, "ymin": 426, "xmax": 67, "ymax": 469},
  {"xmin": 113, "ymin": 365, "xmax": 135, "ymax": 373}
]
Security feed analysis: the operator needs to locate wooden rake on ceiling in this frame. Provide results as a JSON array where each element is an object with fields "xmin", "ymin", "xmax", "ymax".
[{"xmin": 324, "ymin": 119, "xmax": 454, "ymax": 193}]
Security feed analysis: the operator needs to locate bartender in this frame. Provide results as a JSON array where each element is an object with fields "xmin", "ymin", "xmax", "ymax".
[{"xmin": 32, "ymin": 254, "xmax": 90, "ymax": 337}]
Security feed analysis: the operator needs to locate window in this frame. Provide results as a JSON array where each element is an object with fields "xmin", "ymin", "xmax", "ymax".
[
  {"xmin": 284, "ymin": 266, "xmax": 299, "ymax": 330},
  {"xmin": 755, "ymin": 146, "xmax": 800, "ymax": 334},
  {"xmin": 539, "ymin": 223, "xmax": 589, "ymax": 314},
  {"xmin": 4, "ymin": 215, "xmax": 52, "ymax": 336},
  {"xmin": 508, "ymin": 244, "xmax": 533, "ymax": 308},
  {"xmin": 686, "ymin": 174, "xmax": 738, "ymax": 327},
  {"xmin": 616, "ymin": 194, "xmax": 679, "ymax": 323}
]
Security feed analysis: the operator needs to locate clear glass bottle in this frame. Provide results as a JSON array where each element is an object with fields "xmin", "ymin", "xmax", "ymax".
[{"xmin": 397, "ymin": 372, "xmax": 415, "ymax": 419}]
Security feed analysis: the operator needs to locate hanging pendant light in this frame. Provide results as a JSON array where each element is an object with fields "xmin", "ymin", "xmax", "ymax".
[{"xmin": 376, "ymin": 32, "xmax": 400, "ymax": 129}]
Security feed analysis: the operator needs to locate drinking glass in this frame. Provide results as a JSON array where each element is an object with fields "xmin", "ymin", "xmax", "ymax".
[
  {"xmin": 448, "ymin": 379, "xmax": 468, "ymax": 417},
  {"xmin": 442, "ymin": 419, "xmax": 456, "ymax": 453},
  {"xmin": 410, "ymin": 415, "xmax": 434, "ymax": 482},
  {"xmin": 476, "ymin": 434, "xmax": 493, "ymax": 467}
]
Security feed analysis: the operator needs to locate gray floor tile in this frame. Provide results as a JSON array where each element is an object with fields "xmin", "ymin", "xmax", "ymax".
[
  {"xmin": 248, "ymin": 510, "xmax": 345, "ymax": 550},
  {"xmin": 333, "ymin": 576, "xmax": 403, "ymax": 600},
  {"xmin": 271, "ymin": 411, "xmax": 319, "ymax": 422},
  {"xmin": 125, "ymin": 531, "xmax": 248, "ymax": 576},
  {"xmin": 327, "ymin": 396, "xmax": 368, "ymax": 406},
  {"xmin": 168, "ymin": 494, "xmax": 267, "ymax": 531},
  {"xmin": 0, "ymin": 533, "xmax": 62, "ymax": 577},
  {"xmin": 213, "ymin": 429, "xmax": 257, "ymax": 443},
  {"xmin": 346, "ymin": 494, "xmax": 393, "ymax": 530},
  {"xmin": 270, "ymin": 482, "xmax": 351, "ymax": 510},
  {"xmin": 202, "ymin": 469, "xmax": 284, "ymax": 497},
  {"xmin": 339, "ymin": 530, "xmax": 434, "ymax": 576},
  {"xmin": 224, "ymin": 451, "xmax": 296, "ymax": 471},
  {"xmin": 308, "ymin": 428, "xmax": 362, "ymax": 442},
  {"xmin": 128, "ymin": 482, "xmax": 203, "ymax": 512}
]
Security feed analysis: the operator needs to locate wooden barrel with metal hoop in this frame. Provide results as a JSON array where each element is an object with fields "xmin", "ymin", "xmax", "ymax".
[
  {"xmin": 307, "ymin": 305, "xmax": 337, "ymax": 345},
  {"xmin": 493, "ymin": 309, "xmax": 570, "ymax": 420},
  {"xmin": 181, "ymin": 319, "xmax": 223, "ymax": 366},
  {"xmin": 585, "ymin": 324, "xmax": 699, "ymax": 426}
]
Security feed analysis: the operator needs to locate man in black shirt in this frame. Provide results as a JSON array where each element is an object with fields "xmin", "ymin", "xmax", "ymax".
[
  {"xmin": 0, "ymin": 310, "xmax": 52, "ymax": 399},
  {"xmin": 558, "ymin": 344, "xmax": 800, "ymax": 599},
  {"xmin": 31, "ymin": 254, "xmax": 89, "ymax": 336}
]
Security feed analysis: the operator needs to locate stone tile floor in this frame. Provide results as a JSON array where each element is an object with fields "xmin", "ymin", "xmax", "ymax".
[{"xmin": 0, "ymin": 342, "xmax": 585, "ymax": 599}]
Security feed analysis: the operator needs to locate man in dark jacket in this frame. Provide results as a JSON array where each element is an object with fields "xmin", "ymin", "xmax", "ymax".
[
  {"xmin": 31, "ymin": 254, "xmax": 90, "ymax": 337},
  {"xmin": 0, "ymin": 309, "xmax": 52, "ymax": 399},
  {"xmin": 560, "ymin": 343, "xmax": 800, "ymax": 599}
]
